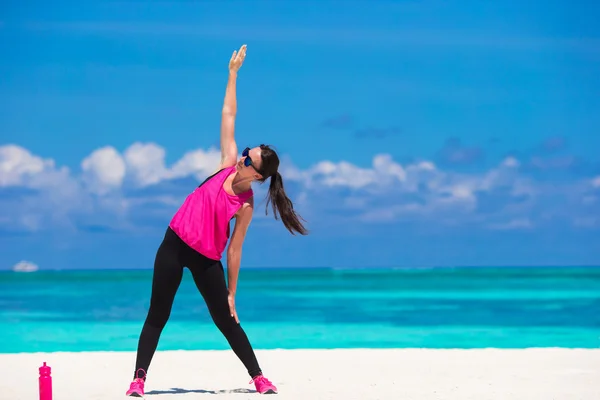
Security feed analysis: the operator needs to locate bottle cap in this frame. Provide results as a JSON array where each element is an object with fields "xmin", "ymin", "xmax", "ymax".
[{"xmin": 39, "ymin": 362, "xmax": 51, "ymax": 374}]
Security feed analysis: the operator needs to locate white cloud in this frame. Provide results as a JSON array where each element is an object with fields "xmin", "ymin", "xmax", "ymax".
[
  {"xmin": 0, "ymin": 145, "xmax": 89, "ymax": 231},
  {"xmin": 167, "ymin": 147, "xmax": 221, "ymax": 181},
  {"xmin": 479, "ymin": 156, "xmax": 522, "ymax": 191},
  {"xmin": 0, "ymin": 143, "xmax": 224, "ymax": 232},
  {"xmin": 0, "ymin": 143, "xmax": 597, "ymax": 232},
  {"xmin": 288, "ymin": 153, "xmax": 413, "ymax": 191},
  {"xmin": 443, "ymin": 184, "xmax": 477, "ymax": 203},
  {"xmin": 282, "ymin": 155, "xmax": 532, "ymax": 226},
  {"xmin": 121, "ymin": 142, "xmax": 221, "ymax": 187},
  {"xmin": 123, "ymin": 142, "xmax": 167, "ymax": 187},
  {"xmin": 0, "ymin": 145, "xmax": 58, "ymax": 187},
  {"xmin": 293, "ymin": 154, "xmax": 525, "ymax": 216},
  {"xmin": 501, "ymin": 156, "xmax": 520, "ymax": 168},
  {"xmin": 312, "ymin": 160, "xmax": 380, "ymax": 188},
  {"xmin": 81, "ymin": 146, "xmax": 126, "ymax": 195}
]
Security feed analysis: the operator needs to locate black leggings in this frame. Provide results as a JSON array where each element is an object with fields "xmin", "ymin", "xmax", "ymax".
[{"xmin": 133, "ymin": 227, "xmax": 262, "ymax": 379}]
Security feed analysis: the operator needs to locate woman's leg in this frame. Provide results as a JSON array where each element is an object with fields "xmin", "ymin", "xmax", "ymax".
[
  {"xmin": 188, "ymin": 261, "xmax": 262, "ymax": 378},
  {"xmin": 132, "ymin": 228, "xmax": 184, "ymax": 379}
]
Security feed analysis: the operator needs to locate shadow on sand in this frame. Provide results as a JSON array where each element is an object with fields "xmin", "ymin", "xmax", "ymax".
[{"xmin": 146, "ymin": 387, "xmax": 257, "ymax": 395}]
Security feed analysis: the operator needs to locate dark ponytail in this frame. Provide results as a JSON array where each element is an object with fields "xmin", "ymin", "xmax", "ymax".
[
  {"xmin": 257, "ymin": 144, "xmax": 308, "ymax": 235},
  {"xmin": 265, "ymin": 171, "xmax": 308, "ymax": 235}
]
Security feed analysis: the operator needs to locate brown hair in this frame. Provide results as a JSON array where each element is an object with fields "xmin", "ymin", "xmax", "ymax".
[{"xmin": 257, "ymin": 144, "xmax": 308, "ymax": 235}]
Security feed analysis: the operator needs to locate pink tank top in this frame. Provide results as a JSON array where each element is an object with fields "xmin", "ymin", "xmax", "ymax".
[{"xmin": 169, "ymin": 166, "xmax": 253, "ymax": 260}]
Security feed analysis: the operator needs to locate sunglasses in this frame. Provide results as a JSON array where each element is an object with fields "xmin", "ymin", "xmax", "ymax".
[{"xmin": 242, "ymin": 147, "xmax": 260, "ymax": 173}]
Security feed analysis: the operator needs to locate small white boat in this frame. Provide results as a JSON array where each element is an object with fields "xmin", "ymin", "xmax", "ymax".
[{"xmin": 12, "ymin": 261, "xmax": 39, "ymax": 272}]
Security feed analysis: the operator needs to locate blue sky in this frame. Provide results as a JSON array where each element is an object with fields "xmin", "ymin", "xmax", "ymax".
[{"xmin": 1, "ymin": 0, "xmax": 599, "ymax": 270}]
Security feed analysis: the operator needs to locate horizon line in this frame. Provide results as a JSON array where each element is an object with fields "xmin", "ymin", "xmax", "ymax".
[{"xmin": 3, "ymin": 265, "xmax": 600, "ymax": 273}]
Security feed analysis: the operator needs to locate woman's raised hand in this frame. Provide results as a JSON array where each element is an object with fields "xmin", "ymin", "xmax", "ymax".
[{"xmin": 229, "ymin": 44, "xmax": 247, "ymax": 73}]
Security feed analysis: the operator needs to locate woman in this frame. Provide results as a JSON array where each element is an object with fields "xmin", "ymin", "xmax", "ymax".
[{"xmin": 125, "ymin": 44, "xmax": 308, "ymax": 397}]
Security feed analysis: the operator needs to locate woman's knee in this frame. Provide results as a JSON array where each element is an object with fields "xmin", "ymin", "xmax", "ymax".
[{"xmin": 212, "ymin": 312, "xmax": 238, "ymax": 334}]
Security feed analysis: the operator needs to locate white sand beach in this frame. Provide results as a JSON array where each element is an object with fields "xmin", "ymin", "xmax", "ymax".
[{"xmin": 1, "ymin": 348, "xmax": 599, "ymax": 400}]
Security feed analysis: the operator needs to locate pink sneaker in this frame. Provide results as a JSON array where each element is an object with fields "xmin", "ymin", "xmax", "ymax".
[
  {"xmin": 250, "ymin": 375, "xmax": 278, "ymax": 394},
  {"xmin": 125, "ymin": 369, "xmax": 146, "ymax": 397}
]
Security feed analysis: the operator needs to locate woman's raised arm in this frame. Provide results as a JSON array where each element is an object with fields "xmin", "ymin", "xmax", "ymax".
[{"xmin": 219, "ymin": 44, "xmax": 247, "ymax": 169}]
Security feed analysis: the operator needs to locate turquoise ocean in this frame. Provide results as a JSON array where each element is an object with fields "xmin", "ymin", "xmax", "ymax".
[{"xmin": 1, "ymin": 266, "xmax": 599, "ymax": 353}]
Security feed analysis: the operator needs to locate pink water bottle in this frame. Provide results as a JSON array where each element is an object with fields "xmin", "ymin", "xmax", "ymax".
[{"xmin": 39, "ymin": 362, "xmax": 52, "ymax": 400}]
